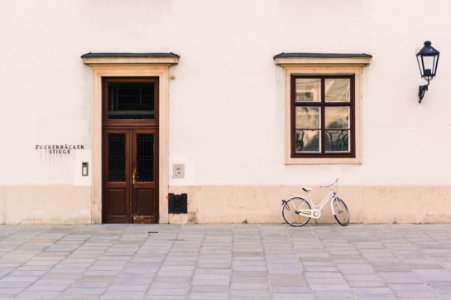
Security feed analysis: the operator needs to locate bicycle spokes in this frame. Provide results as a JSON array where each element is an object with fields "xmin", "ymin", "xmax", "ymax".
[
  {"xmin": 333, "ymin": 197, "xmax": 350, "ymax": 226},
  {"xmin": 281, "ymin": 197, "xmax": 311, "ymax": 227}
]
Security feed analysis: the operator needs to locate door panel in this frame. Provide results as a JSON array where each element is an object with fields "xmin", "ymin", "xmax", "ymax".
[
  {"xmin": 103, "ymin": 131, "xmax": 130, "ymax": 223},
  {"xmin": 103, "ymin": 129, "xmax": 158, "ymax": 223},
  {"xmin": 133, "ymin": 190, "xmax": 157, "ymax": 223},
  {"xmin": 131, "ymin": 131, "xmax": 158, "ymax": 223},
  {"xmin": 107, "ymin": 189, "xmax": 127, "ymax": 215}
]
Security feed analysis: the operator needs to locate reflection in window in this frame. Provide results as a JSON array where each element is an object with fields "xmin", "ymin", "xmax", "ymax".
[
  {"xmin": 325, "ymin": 79, "xmax": 350, "ymax": 102},
  {"xmin": 325, "ymin": 130, "xmax": 349, "ymax": 152},
  {"xmin": 295, "ymin": 78, "xmax": 321, "ymax": 102},
  {"xmin": 296, "ymin": 107, "xmax": 320, "ymax": 129},
  {"xmin": 292, "ymin": 76, "xmax": 354, "ymax": 156},
  {"xmin": 325, "ymin": 107, "xmax": 349, "ymax": 129},
  {"xmin": 296, "ymin": 130, "xmax": 320, "ymax": 152}
]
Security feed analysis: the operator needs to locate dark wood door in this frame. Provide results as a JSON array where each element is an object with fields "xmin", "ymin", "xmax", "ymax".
[
  {"xmin": 102, "ymin": 77, "xmax": 159, "ymax": 224},
  {"xmin": 103, "ymin": 129, "xmax": 158, "ymax": 223}
]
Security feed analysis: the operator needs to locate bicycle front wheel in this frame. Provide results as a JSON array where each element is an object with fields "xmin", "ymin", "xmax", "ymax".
[
  {"xmin": 282, "ymin": 197, "xmax": 311, "ymax": 227},
  {"xmin": 333, "ymin": 197, "xmax": 350, "ymax": 226}
]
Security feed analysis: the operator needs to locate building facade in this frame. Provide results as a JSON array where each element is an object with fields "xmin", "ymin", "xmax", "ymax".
[{"xmin": 1, "ymin": 0, "xmax": 450, "ymax": 224}]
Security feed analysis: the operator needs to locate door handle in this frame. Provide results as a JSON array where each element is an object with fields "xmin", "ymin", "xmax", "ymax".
[{"xmin": 132, "ymin": 168, "xmax": 136, "ymax": 185}]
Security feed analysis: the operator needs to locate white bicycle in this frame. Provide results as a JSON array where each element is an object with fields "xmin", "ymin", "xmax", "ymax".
[{"xmin": 281, "ymin": 178, "xmax": 350, "ymax": 227}]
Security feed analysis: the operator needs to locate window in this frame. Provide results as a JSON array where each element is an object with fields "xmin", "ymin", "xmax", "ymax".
[
  {"xmin": 102, "ymin": 77, "xmax": 159, "ymax": 127},
  {"xmin": 274, "ymin": 52, "xmax": 371, "ymax": 164},
  {"xmin": 108, "ymin": 82, "xmax": 155, "ymax": 119},
  {"xmin": 292, "ymin": 75, "xmax": 355, "ymax": 158}
]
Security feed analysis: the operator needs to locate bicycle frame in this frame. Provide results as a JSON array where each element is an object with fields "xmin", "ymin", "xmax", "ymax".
[{"xmin": 298, "ymin": 190, "xmax": 337, "ymax": 219}]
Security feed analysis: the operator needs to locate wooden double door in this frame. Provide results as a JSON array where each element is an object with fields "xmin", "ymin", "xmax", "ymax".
[{"xmin": 102, "ymin": 77, "xmax": 159, "ymax": 223}]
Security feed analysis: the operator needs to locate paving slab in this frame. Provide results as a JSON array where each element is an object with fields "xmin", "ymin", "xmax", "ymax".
[{"xmin": 1, "ymin": 224, "xmax": 451, "ymax": 299}]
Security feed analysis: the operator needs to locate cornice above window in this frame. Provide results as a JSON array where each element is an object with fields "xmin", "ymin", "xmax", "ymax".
[
  {"xmin": 81, "ymin": 52, "xmax": 180, "ymax": 65},
  {"xmin": 274, "ymin": 52, "xmax": 372, "ymax": 66}
]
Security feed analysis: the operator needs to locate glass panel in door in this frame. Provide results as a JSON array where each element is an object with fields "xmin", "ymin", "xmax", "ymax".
[
  {"xmin": 108, "ymin": 134, "xmax": 126, "ymax": 181},
  {"xmin": 136, "ymin": 134, "xmax": 154, "ymax": 182}
]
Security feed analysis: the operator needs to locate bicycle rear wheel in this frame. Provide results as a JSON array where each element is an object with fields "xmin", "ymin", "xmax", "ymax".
[
  {"xmin": 333, "ymin": 197, "xmax": 350, "ymax": 226},
  {"xmin": 282, "ymin": 197, "xmax": 311, "ymax": 227}
]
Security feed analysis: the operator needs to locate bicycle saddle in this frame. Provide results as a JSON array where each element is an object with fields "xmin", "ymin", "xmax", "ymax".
[{"xmin": 302, "ymin": 187, "xmax": 313, "ymax": 192}]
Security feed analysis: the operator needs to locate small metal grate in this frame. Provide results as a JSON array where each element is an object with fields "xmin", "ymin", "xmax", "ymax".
[{"xmin": 168, "ymin": 193, "xmax": 187, "ymax": 214}]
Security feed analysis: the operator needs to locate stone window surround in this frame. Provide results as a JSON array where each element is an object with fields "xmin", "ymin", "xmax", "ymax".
[{"xmin": 274, "ymin": 53, "xmax": 371, "ymax": 165}]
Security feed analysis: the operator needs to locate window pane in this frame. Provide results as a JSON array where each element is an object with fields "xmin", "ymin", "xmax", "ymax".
[
  {"xmin": 108, "ymin": 82, "xmax": 155, "ymax": 119},
  {"xmin": 108, "ymin": 134, "xmax": 125, "ymax": 181},
  {"xmin": 136, "ymin": 134, "xmax": 154, "ymax": 182},
  {"xmin": 295, "ymin": 78, "xmax": 321, "ymax": 102},
  {"xmin": 325, "ymin": 130, "xmax": 350, "ymax": 152},
  {"xmin": 325, "ymin": 79, "xmax": 350, "ymax": 102},
  {"xmin": 325, "ymin": 107, "xmax": 350, "ymax": 129},
  {"xmin": 296, "ymin": 107, "xmax": 320, "ymax": 129},
  {"xmin": 296, "ymin": 130, "xmax": 320, "ymax": 153}
]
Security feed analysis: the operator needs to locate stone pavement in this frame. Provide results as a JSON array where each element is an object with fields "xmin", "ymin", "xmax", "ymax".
[{"xmin": 0, "ymin": 224, "xmax": 451, "ymax": 299}]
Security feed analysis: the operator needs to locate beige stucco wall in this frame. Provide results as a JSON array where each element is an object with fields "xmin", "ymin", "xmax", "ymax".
[
  {"xmin": 0, "ymin": 0, "xmax": 450, "ymax": 224},
  {"xmin": 0, "ymin": 186, "xmax": 91, "ymax": 224},
  {"xmin": 168, "ymin": 186, "xmax": 451, "ymax": 224}
]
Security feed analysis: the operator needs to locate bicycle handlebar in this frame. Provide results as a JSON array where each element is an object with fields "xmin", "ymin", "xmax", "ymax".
[{"xmin": 318, "ymin": 177, "xmax": 339, "ymax": 189}]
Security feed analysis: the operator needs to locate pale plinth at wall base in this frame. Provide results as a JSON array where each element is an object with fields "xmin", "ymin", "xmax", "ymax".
[
  {"xmin": 168, "ymin": 214, "xmax": 188, "ymax": 224},
  {"xmin": 1, "ymin": 185, "xmax": 449, "ymax": 224},
  {"xmin": 169, "ymin": 185, "xmax": 451, "ymax": 224},
  {"xmin": 0, "ymin": 186, "xmax": 91, "ymax": 224}
]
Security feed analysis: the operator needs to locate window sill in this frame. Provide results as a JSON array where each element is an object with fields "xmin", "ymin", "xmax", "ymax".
[{"xmin": 285, "ymin": 156, "xmax": 362, "ymax": 165}]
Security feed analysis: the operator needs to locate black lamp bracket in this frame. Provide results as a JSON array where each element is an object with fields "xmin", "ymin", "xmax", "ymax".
[{"xmin": 419, "ymin": 80, "xmax": 430, "ymax": 103}]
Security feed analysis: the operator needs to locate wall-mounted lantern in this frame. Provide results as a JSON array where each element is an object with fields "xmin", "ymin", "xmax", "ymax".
[{"xmin": 416, "ymin": 41, "xmax": 440, "ymax": 103}]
